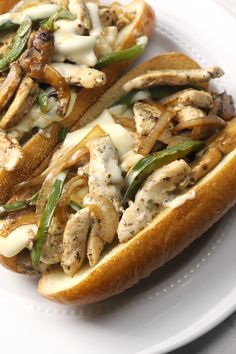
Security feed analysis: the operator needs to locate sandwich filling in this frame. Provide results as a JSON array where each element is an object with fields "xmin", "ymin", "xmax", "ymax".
[
  {"xmin": 0, "ymin": 62, "xmax": 236, "ymax": 277},
  {"xmin": 0, "ymin": 0, "xmax": 146, "ymax": 171}
]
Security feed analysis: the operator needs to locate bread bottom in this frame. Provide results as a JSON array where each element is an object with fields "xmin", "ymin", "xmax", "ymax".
[{"xmin": 38, "ymin": 147, "xmax": 236, "ymax": 304}]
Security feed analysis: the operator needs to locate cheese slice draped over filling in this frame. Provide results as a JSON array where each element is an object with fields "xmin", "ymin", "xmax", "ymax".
[{"xmin": 63, "ymin": 110, "xmax": 134, "ymax": 160}]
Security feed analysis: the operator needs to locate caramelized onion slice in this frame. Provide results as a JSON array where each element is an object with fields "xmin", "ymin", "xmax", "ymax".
[
  {"xmin": 56, "ymin": 175, "xmax": 88, "ymax": 224},
  {"xmin": 138, "ymin": 110, "xmax": 175, "ymax": 155},
  {"xmin": 173, "ymin": 115, "xmax": 226, "ymax": 133},
  {"xmin": 84, "ymin": 194, "xmax": 119, "ymax": 244}
]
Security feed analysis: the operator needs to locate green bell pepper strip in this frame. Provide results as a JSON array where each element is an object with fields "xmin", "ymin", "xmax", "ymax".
[
  {"xmin": 59, "ymin": 127, "xmax": 69, "ymax": 142},
  {"xmin": 70, "ymin": 200, "xmax": 83, "ymax": 212},
  {"xmin": 41, "ymin": 8, "xmax": 75, "ymax": 31},
  {"xmin": 31, "ymin": 170, "xmax": 68, "ymax": 265},
  {"xmin": 95, "ymin": 36, "xmax": 148, "ymax": 71},
  {"xmin": 0, "ymin": 9, "xmax": 75, "ymax": 33},
  {"xmin": 0, "ymin": 16, "xmax": 32, "ymax": 73},
  {"xmin": 123, "ymin": 140, "xmax": 204, "ymax": 204},
  {"xmin": 0, "ymin": 20, "xmax": 18, "ymax": 33},
  {"xmin": 0, "ymin": 192, "xmax": 39, "ymax": 216},
  {"xmin": 38, "ymin": 89, "xmax": 50, "ymax": 113},
  {"xmin": 111, "ymin": 85, "xmax": 201, "ymax": 107}
]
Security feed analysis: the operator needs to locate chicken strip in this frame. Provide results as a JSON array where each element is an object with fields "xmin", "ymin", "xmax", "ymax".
[
  {"xmin": 118, "ymin": 160, "xmax": 191, "ymax": 242},
  {"xmin": 178, "ymin": 90, "xmax": 213, "ymax": 109},
  {"xmin": 123, "ymin": 67, "xmax": 224, "ymax": 92},
  {"xmin": 0, "ymin": 63, "xmax": 22, "ymax": 112},
  {"xmin": 0, "ymin": 77, "xmax": 39, "ymax": 130},
  {"xmin": 61, "ymin": 207, "xmax": 90, "ymax": 276},
  {"xmin": 40, "ymin": 217, "xmax": 64, "ymax": 265},
  {"xmin": 87, "ymin": 215, "xmax": 105, "ymax": 267},
  {"xmin": 69, "ymin": 0, "xmax": 91, "ymax": 30},
  {"xmin": 88, "ymin": 135, "xmax": 124, "ymax": 211},
  {"xmin": 177, "ymin": 105, "xmax": 206, "ymax": 123},
  {"xmin": 99, "ymin": 7, "xmax": 118, "ymax": 27},
  {"xmin": 51, "ymin": 63, "xmax": 106, "ymax": 88},
  {"xmin": 133, "ymin": 101, "xmax": 164, "ymax": 136},
  {"xmin": 0, "ymin": 132, "xmax": 24, "ymax": 171}
]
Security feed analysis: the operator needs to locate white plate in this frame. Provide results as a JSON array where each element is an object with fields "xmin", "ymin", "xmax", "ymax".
[{"xmin": 1, "ymin": 1, "xmax": 236, "ymax": 354}]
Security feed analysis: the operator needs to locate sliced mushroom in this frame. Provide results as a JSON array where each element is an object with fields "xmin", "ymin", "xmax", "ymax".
[
  {"xmin": 61, "ymin": 207, "xmax": 90, "ymax": 276},
  {"xmin": 0, "ymin": 77, "xmax": 39, "ymax": 130},
  {"xmin": 178, "ymin": 90, "xmax": 213, "ymax": 109},
  {"xmin": 0, "ymin": 62, "xmax": 22, "ymax": 113},
  {"xmin": 123, "ymin": 67, "xmax": 224, "ymax": 92},
  {"xmin": 210, "ymin": 91, "xmax": 235, "ymax": 121},
  {"xmin": 0, "ymin": 132, "xmax": 24, "ymax": 171},
  {"xmin": 51, "ymin": 63, "xmax": 106, "ymax": 88},
  {"xmin": 87, "ymin": 215, "xmax": 105, "ymax": 267},
  {"xmin": 41, "ymin": 65, "xmax": 71, "ymax": 116},
  {"xmin": 68, "ymin": 0, "xmax": 91, "ymax": 30},
  {"xmin": 118, "ymin": 160, "xmax": 191, "ymax": 242},
  {"xmin": 20, "ymin": 28, "xmax": 54, "ymax": 74}
]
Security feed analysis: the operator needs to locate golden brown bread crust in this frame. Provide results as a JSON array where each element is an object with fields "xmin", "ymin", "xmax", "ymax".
[
  {"xmin": 0, "ymin": 0, "xmax": 18, "ymax": 13},
  {"xmin": 0, "ymin": 0, "xmax": 155, "ymax": 204},
  {"xmin": 38, "ymin": 148, "xmax": 236, "ymax": 304}
]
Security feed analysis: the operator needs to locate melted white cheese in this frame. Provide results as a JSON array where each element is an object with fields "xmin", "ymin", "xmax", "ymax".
[
  {"xmin": 164, "ymin": 190, "xmax": 196, "ymax": 209},
  {"xmin": 64, "ymin": 110, "xmax": 134, "ymax": 160},
  {"xmin": 10, "ymin": 90, "xmax": 77, "ymax": 136},
  {"xmin": 131, "ymin": 90, "xmax": 151, "ymax": 103},
  {"xmin": 53, "ymin": 19, "xmax": 97, "ymax": 66},
  {"xmin": 0, "ymin": 4, "xmax": 58, "ymax": 25},
  {"xmin": 86, "ymin": 2, "xmax": 102, "ymax": 37},
  {"xmin": 0, "ymin": 224, "xmax": 37, "ymax": 258}
]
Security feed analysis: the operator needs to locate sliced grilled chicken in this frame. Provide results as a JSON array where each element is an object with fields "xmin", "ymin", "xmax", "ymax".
[
  {"xmin": 133, "ymin": 101, "xmax": 164, "ymax": 136},
  {"xmin": 118, "ymin": 160, "xmax": 191, "ymax": 242},
  {"xmin": 0, "ymin": 63, "xmax": 22, "ymax": 112},
  {"xmin": 88, "ymin": 135, "xmax": 124, "ymax": 211},
  {"xmin": 69, "ymin": 0, "xmax": 92, "ymax": 30},
  {"xmin": 51, "ymin": 63, "xmax": 106, "ymax": 88},
  {"xmin": 99, "ymin": 7, "xmax": 118, "ymax": 27},
  {"xmin": 40, "ymin": 218, "xmax": 64, "ymax": 265},
  {"xmin": 87, "ymin": 215, "xmax": 105, "ymax": 267},
  {"xmin": 61, "ymin": 207, "xmax": 90, "ymax": 276},
  {"xmin": 123, "ymin": 67, "xmax": 224, "ymax": 92},
  {"xmin": 0, "ymin": 77, "xmax": 39, "ymax": 130},
  {"xmin": 0, "ymin": 132, "xmax": 24, "ymax": 171},
  {"xmin": 178, "ymin": 90, "xmax": 213, "ymax": 109},
  {"xmin": 177, "ymin": 105, "xmax": 206, "ymax": 123}
]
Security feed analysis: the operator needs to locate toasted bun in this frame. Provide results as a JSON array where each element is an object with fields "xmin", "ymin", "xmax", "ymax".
[
  {"xmin": 39, "ymin": 147, "xmax": 236, "ymax": 304},
  {"xmin": 0, "ymin": 0, "xmax": 155, "ymax": 204},
  {"xmin": 37, "ymin": 52, "xmax": 225, "ymax": 304}
]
